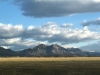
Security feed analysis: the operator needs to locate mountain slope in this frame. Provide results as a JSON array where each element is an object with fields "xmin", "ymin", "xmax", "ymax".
[
  {"xmin": 19, "ymin": 44, "xmax": 47, "ymax": 56},
  {"xmin": 0, "ymin": 47, "xmax": 18, "ymax": 56},
  {"xmin": 18, "ymin": 44, "xmax": 95, "ymax": 57},
  {"xmin": 0, "ymin": 44, "xmax": 100, "ymax": 57}
]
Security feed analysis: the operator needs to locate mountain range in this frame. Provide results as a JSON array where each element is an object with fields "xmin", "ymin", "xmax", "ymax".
[{"xmin": 0, "ymin": 44, "xmax": 100, "ymax": 57}]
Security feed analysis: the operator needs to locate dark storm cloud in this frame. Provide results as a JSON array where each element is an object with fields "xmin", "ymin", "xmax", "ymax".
[{"xmin": 13, "ymin": 0, "xmax": 100, "ymax": 18}]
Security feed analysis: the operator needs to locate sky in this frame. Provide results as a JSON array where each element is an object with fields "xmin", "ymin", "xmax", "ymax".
[{"xmin": 0, "ymin": 0, "xmax": 100, "ymax": 52}]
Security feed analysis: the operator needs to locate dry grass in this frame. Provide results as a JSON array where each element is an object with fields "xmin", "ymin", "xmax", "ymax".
[
  {"xmin": 0, "ymin": 57, "xmax": 100, "ymax": 75},
  {"xmin": 0, "ymin": 57, "xmax": 100, "ymax": 61}
]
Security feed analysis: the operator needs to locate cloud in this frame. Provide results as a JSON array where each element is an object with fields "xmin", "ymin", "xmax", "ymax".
[
  {"xmin": 0, "ymin": 38, "xmax": 40, "ymax": 50},
  {"xmin": 80, "ymin": 41, "xmax": 100, "ymax": 52},
  {"xmin": 82, "ymin": 18, "xmax": 100, "ymax": 26},
  {"xmin": 1, "ymin": 22, "xmax": 100, "ymax": 43},
  {"xmin": 1, "ymin": 22, "xmax": 100, "ymax": 50},
  {"xmin": 0, "ymin": 23, "xmax": 23, "ymax": 39},
  {"xmin": 23, "ymin": 22, "xmax": 100, "ymax": 44},
  {"xmin": 61, "ymin": 23, "xmax": 73, "ymax": 27},
  {"xmin": 12, "ymin": 0, "xmax": 100, "ymax": 18}
]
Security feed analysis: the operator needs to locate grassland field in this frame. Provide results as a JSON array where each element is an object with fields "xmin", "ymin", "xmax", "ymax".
[{"xmin": 0, "ymin": 57, "xmax": 100, "ymax": 75}]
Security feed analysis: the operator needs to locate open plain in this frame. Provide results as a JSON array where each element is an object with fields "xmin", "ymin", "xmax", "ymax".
[{"xmin": 0, "ymin": 57, "xmax": 100, "ymax": 75}]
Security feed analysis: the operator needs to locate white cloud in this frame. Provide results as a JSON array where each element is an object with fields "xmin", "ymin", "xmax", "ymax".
[
  {"xmin": 58, "ymin": 43, "xmax": 77, "ymax": 49},
  {"xmin": 93, "ymin": 0, "xmax": 100, "ymax": 2},
  {"xmin": 27, "ymin": 26, "xmax": 35, "ymax": 30},
  {"xmin": 61, "ymin": 23, "xmax": 73, "ymax": 27},
  {"xmin": 1, "ymin": 46, "xmax": 10, "ymax": 49},
  {"xmin": 29, "ymin": 23, "xmax": 100, "ymax": 43},
  {"xmin": 0, "ymin": 38, "xmax": 41, "ymax": 50},
  {"xmin": 92, "ymin": 27, "xmax": 99, "ymax": 31},
  {"xmin": 0, "ymin": 23, "xmax": 23, "ymax": 39}
]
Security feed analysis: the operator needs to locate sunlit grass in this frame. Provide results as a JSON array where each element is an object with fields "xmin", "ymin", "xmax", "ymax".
[{"xmin": 0, "ymin": 57, "xmax": 100, "ymax": 61}]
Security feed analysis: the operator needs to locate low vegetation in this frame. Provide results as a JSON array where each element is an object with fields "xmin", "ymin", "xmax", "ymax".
[{"xmin": 0, "ymin": 57, "xmax": 100, "ymax": 75}]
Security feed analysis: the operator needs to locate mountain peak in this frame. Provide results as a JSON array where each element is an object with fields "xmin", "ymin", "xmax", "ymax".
[
  {"xmin": 38, "ymin": 44, "xmax": 45, "ymax": 46},
  {"xmin": 37, "ymin": 44, "xmax": 46, "ymax": 48},
  {"xmin": 51, "ymin": 44, "xmax": 59, "ymax": 47}
]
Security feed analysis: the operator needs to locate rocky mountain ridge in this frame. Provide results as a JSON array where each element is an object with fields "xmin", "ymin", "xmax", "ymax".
[{"xmin": 0, "ymin": 44, "xmax": 100, "ymax": 57}]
